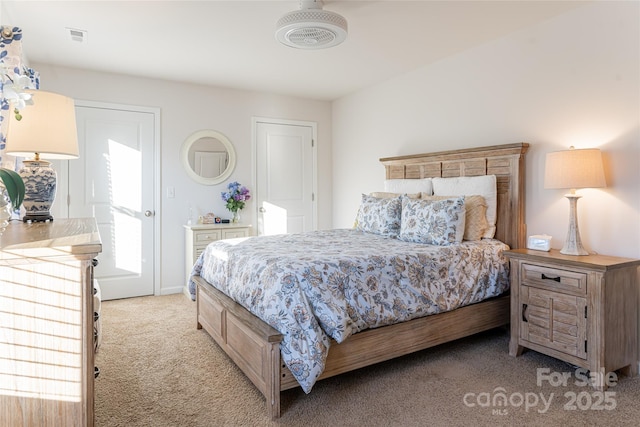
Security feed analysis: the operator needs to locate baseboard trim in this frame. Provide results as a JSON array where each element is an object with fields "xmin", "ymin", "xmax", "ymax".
[{"xmin": 159, "ymin": 286, "xmax": 184, "ymax": 296}]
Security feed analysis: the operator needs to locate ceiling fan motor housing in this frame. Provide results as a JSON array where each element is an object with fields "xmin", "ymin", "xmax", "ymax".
[{"xmin": 276, "ymin": 1, "xmax": 348, "ymax": 49}]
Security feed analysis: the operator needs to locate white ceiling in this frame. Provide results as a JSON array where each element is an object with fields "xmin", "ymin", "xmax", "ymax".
[{"xmin": 1, "ymin": 1, "xmax": 586, "ymax": 101}]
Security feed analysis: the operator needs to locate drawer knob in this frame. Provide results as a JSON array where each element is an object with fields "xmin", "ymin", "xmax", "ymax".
[
  {"xmin": 522, "ymin": 303, "xmax": 528, "ymax": 322},
  {"xmin": 541, "ymin": 273, "xmax": 561, "ymax": 283}
]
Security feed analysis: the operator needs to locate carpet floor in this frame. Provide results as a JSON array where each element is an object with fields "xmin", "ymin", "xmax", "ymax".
[{"xmin": 95, "ymin": 294, "xmax": 640, "ymax": 426}]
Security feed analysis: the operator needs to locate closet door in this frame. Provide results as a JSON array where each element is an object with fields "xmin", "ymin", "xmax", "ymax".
[{"xmin": 254, "ymin": 120, "xmax": 317, "ymax": 235}]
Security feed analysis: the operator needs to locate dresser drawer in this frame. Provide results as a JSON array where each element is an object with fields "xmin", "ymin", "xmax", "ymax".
[
  {"xmin": 194, "ymin": 230, "xmax": 221, "ymax": 244},
  {"xmin": 521, "ymin": 263, "xmax": 587, "ymax": 295}
]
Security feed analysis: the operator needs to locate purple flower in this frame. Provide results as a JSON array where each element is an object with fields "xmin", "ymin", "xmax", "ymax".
[{"xmin": 221, "ymin": 181, "xmax": 251, "ymax": 212}]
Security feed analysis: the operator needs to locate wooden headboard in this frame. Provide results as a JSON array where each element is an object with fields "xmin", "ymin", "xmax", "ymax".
[{"xmin": 379, "ymin": 143, "xmax": 529, "ymax": 250}]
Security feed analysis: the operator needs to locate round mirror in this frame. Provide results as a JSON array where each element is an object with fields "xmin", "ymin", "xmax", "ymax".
[{"xmin": 181, "ymin": 129, "xmax": 236, "ymax": 185}]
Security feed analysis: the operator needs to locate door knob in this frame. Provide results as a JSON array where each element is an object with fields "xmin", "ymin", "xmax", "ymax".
[
  {"xmin": 144, "ymin": 210, "xmax": 154, "ymax": 217},
  {"xmin": 259, "ymin": 207, "xmax": 266, "ymax": 213}
]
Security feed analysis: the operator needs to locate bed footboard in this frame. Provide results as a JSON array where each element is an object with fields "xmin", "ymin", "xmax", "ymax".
[
  {"xmin": 279, "ymin": 292, "xmax": 510, "ymax": 390},
  {"xmin": 195, "ymin": 275, "xmax": 510, "ymax": 419},
  {"xmin": 195, "ymin": 276, "xmax": 284, "ymax": 419}
]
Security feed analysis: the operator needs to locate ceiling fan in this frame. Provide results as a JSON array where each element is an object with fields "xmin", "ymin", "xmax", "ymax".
[{"xmin": 275, "ymin": 0, "xmax": 348, "ymax": 49}]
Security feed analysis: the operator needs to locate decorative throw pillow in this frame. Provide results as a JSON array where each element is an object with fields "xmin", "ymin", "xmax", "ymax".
[
  {"xmin": 432, "ymin": 175, "xmax": 496, "ymax": 238},
  {"xmin": 384, "ymin": 178, "xmax": 433, "ymax": 195},
  {"xmin": 355, "ymin": 194, "xmax": 402, "ymax": 237},
  {"xmin": 421, "ymin": 194, "xmax": 488, "ymax": 241},
  {"xmin": 399, "ymin": 196, "xmax": 466, "ymax": 245}
]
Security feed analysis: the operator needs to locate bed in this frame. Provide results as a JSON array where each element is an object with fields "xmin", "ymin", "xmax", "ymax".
[{"xmin": 191, "ymin": 142, "xmax": 529, "ymax": 419}]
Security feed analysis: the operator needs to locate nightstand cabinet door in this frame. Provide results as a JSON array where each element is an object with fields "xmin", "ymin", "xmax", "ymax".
[{"xmin": 520, "ymin": 285, "xmax": 587, "ymax": 359}]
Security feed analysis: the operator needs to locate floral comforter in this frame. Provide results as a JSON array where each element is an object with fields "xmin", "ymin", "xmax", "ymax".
[{"xmin": 188, "ymin": 229, "xmax": 509, "ymax": 393}]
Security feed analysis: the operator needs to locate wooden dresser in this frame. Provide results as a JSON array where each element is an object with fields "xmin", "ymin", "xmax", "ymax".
[
  {"xmin": 0, "ymin": 218, "xmax": 102, "ymax": 426},
  {"xmin": 183, "ymin": 223, "xmax": 251, "ymax": 296},
  {"xmin": 506, "ymin": 249, "xmax": 639, "ymax": 389}
]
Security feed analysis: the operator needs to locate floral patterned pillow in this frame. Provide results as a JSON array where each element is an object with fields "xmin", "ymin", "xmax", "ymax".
[
  {"xmin": 356, "ymin": 194, "xmax": 402, "ymax": 237},
  {"xmin": 421, "ymin": 194, "xmax": 488, "ymax": 241},
  {"xmin": 432, "ymin": 175, "xmax": 496, "ymax": 238},
  {"xmin": 399, "ymin": 196, "xmax": 466, "ymax": 245}
]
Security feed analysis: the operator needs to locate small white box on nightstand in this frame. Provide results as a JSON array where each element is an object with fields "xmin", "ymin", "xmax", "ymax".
[{"xmin": 527, "ymin": 234, "xmax": 552, "ymax": 251}]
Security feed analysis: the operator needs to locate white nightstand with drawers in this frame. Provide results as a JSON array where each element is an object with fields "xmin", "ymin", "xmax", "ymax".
[{"xmin": 183, "ymin": 223, "xmax": 252, "ymax": 297}]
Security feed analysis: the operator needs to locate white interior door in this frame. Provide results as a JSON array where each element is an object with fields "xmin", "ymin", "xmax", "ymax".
[
  {"xmin": 195, "ymin": 151, "xmax": 227, "ymax": 178},
  {"xmin": 255, "ymin": 120, "xmax": 316, "ymax": 235},
  {"xmin": 68, "ymin": 104, "xmax": 156, "ymax": 300}
]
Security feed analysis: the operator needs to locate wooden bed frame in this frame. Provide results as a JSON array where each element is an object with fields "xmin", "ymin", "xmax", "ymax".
[{"xmin": 195, "ymin": 142, "xmax": 529, "ymax": 419}]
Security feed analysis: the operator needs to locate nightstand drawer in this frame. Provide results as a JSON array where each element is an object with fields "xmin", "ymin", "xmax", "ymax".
[
  {"xmin": 521, "ymin": 263, "xmax": 587, "ymax": 295},
  {"xmin": 222, "ymin": 229, "xmax": 248, "ymax": 239},
  {"xmin": 194, "ymin": 230, "xmax": 221, "ymax": 243}
]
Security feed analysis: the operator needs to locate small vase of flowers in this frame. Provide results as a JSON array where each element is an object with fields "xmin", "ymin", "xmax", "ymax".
[{"xmin": 221, "ymin": 181, "xmax": 251, "ymax": 223}]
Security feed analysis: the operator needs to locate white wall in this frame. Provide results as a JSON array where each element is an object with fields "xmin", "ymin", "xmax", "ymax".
[
  {"xmin": 25, "ymin": 2, "xmax": 640, "ymax": 293},
  {"xmin": 332, "ymin": 1, "xmax": 639, "ymax": 260},
  {"xmin": 32, "ymin": 63, "xmax": 332, "ymax": 295}
]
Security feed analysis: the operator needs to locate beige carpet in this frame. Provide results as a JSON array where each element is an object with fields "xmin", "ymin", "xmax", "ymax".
[{"xmin": 95, "ymin": 294, "xmax": 640, "ymax": 426}]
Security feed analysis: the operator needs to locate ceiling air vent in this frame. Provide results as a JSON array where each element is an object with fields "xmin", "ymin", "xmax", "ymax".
[{"xmin": 66, "ymin": 28, "xmax": 87, "ymax": 43}]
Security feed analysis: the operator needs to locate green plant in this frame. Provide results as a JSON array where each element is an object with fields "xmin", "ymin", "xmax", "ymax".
[{"xmin": 0, "ymin": 168, "xmax": 25, "ymax": 210}]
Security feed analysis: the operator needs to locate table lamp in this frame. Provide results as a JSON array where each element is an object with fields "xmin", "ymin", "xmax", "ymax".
[
  {"xmin": 544, "ymin": 146, "xmax": 606, "ymax": 255},
  {"xmin": 6, "ymin": 90, "xmax": 79, "ymax": 222}
]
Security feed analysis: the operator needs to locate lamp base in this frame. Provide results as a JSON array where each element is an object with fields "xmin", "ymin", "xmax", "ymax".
[
  {"xmin": 560, "ymin": 194, "xmax": 589, "ymax": 256},
  {"xmin": 19, "ymin": 159, "xmax": 57, "ymax": 223},
  {"xmin": 23, "ymin": 213, "xmax": 54, "ymax": 223}
]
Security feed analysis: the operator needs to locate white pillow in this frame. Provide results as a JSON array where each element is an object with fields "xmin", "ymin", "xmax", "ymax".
[
  {"xmin": 432, "ymin": 175, "xmax": 497, "ymax": 239},
  {"xmin": 384, "ymin": 178, "xmax": 432, "ymax": 195},
  {"xmin": 370, "ymin": 191, "xmax": 420, "ymax": 199}
]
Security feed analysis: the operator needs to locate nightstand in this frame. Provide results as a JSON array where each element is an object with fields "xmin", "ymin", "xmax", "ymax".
[
  {"xmin": 183, "ymin": 223, "xmax": 252, "ymax": 296},
  {"xmin": 505, "ymin": 249, "xmax": 639, "ymax": 389}
]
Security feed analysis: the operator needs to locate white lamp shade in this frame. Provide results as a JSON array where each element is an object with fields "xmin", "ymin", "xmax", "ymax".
[
  {"xmin": 6, "ymin": 90, "xmax": 79, "ymax": 159},
  {"xmin": 544, "ymin": 148, "xmax": 606, "ymax": 190}
]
